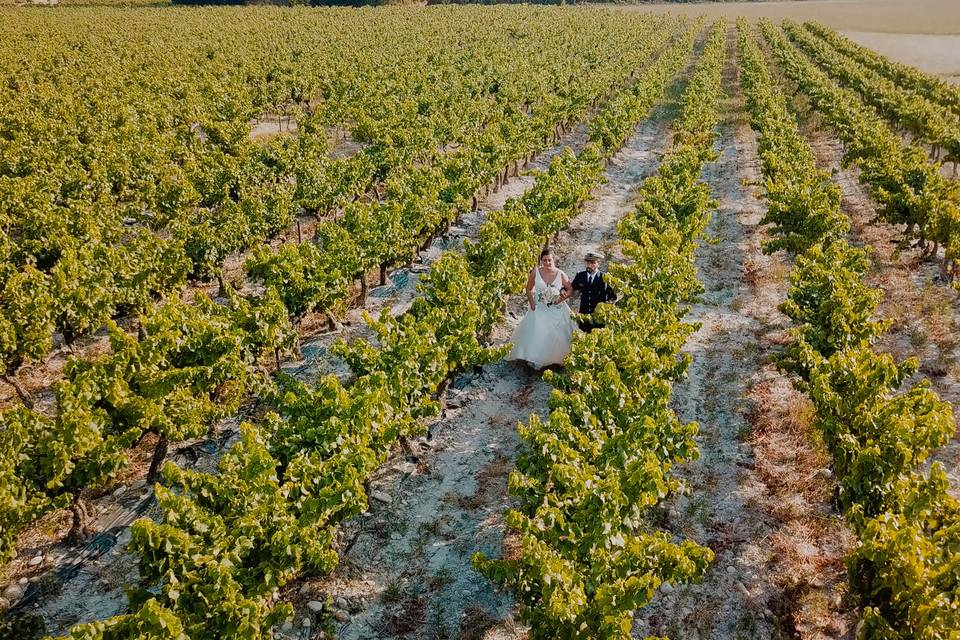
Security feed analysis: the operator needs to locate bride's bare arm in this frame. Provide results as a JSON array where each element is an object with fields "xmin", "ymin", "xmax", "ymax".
[
  {"xmin": 526, "ymin": 269, "xmax": 537, "ymax": 310},
  {"xmin": 558, "ymin": 272, "xmax": 574, "ymax": 302}
]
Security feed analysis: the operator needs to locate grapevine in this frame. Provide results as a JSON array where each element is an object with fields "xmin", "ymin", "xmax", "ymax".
[
  {"xmin": 0, "ymin": 8, "xmax": 680, "ymax": 563},
  {"xmin": 32, "ymin": 18, "xmax": 702, "ymax": 640},
  {"xmin": 474, "ymin": 22, "xmax": 727, "ymax": 639},
  {"xmin": 739, "ymin": 21, "xmax": 960, "ymax": 639},
  {"xmin": 760, "ymin": 21, "xmax": 960, "ymax": 279}
]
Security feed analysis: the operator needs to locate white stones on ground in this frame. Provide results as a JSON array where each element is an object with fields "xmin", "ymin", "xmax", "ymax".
[
  {"xmin": 395, "ymin": 461, "xmax": 417, "ymax": 475},
  {"xmin": 2, "ymin": 582, "xmax": 24, "ymax": 602},
  {"xmin": 370, "ymin": 490, "xmax": 393, "ymax": 504},
  {"xmin": 17, "ymin": 577, "xmax": 27, "ymax": 585},
  {"xmin": 333, "ymin": 609, "xmax": 351, "ymax": 623},
  {"xmin": 306, "ymin": 600, "xmax": 324, "ymax": 613},
  {"xmin": 281, "ymin": 620, "xmax": 294, "ymax": 632},
  {"xmin": 726, "ymin": 565, "xmax": 737, "ymax": 575},
  {"xmin": 660, "ymin": 582, "xmax": 674, "ymax": 593},
  {"xmin": 736, "ymin": 581, "xmax": 750, "ymax": 598},
  {"xmin": 815, "ymin": 467, "xmax": 834, "ymax": 480},
  {"xmin": 301, "ymin": 616, "xmax": 312, "ymax": 627},
  {"xmin": 299, "ymin": 583, "xmax": 312, "ymax": 595},
  {"xmin": 28, "ymin": 554, "xmax": 43, "ymax": 567},
  {"xmin": 335, "ymin": 597, "xmax": 349, "ymax": 611}
]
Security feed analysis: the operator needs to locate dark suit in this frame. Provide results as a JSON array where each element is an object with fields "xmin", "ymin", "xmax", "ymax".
[{"xmin": 571, "ymin": 270, "xmax": 616, "ymax": 332}]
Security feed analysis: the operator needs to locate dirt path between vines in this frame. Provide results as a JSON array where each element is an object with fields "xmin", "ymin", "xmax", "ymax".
[
  {"xmin": 288, "ymin": 106, "xmax": 676, "ymax": 640},
  {"xmin": 6, "ymin": 123, "xmax": 594, "ymax": 634},
  {"xmin": 633, "ymin": 42, "xmax": 854, "ymax": 640}
]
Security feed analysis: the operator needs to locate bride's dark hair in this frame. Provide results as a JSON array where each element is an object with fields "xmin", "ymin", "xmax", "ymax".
[{"xmin": 539, "ymin": 248, "xmax": 554, "ymax": 261}]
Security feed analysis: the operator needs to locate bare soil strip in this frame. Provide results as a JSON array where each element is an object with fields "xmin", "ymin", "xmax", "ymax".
[
  {"xmin": 633, "ymin": 43, "xmax": 853, "ymax": 640},
  {"xmin": 293, "ymin": 108, "xmax": 676, "ymax": 640}
]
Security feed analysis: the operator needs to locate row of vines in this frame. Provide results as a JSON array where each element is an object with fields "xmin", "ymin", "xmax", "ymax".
[
  {"xmin": 0, "ymin": 7, "xmax": 665, "ymax": 404},
  {"xmin": 801, "ymin": 22, "xmax": 960, "ymax": 120},
  {"xmin": 740, "ymin": 20, "xmax": 960, "ymax": 639},
  {"xmin": 758, "ymin": 21, "xmax": 960, "ymax": 282},
  {"xmin": 474, "ymin": 21, "xmax": 727, "ymax": 639},
  {"xmin": 0, "ymin": 8, "xmax": 682, "ymax": 569},
  {"xmin": 4, "ymin": 18, "xmax": 706, "ymax": 640},
  {"xmin": 782, "ymin": 22, "xmax": 960, "ymax": 170}
]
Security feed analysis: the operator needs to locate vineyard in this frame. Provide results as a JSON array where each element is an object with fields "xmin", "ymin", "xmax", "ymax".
[{"xmin": 0, "ymin": 5, "xmax": 959, "ymax": 640}]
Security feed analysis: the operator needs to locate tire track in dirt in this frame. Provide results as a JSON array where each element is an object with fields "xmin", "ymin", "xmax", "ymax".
[{"xmin": 300, "ymin": 108, "xmax": 676, "ymax": 640}]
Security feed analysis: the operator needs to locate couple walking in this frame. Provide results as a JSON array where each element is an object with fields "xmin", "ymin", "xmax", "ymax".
[{"xmin": 508, "ymin": 248, "xmax": 616, "ymax": 370}]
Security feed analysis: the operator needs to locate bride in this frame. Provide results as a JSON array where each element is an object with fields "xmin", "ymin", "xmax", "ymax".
[{"xmin": 508, "ymin": 248, "xmax": 577, "ymax": 369}]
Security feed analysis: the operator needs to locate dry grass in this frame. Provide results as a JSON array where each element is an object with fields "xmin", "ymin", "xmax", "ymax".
[
  {"xmin": 917, "ymin": 284, "xmax": 960, "ymax": 346},
  {"xmin": 742, "ymin": 258, "xmax": 763, "ymax": 289},
  {"xmin": 457, "ymin": 454, "xmax": 511, "ymax": 511},
  {"xmin": 508, "ymin": 386, "xmax": 532, "ymax": 408},
  {"xmin": 501, "ymin": 529, "xmax": 522, "ymax": 564},
  {"xmin": 745, "ymin": 376, "xmax": 857, "ymax": 639},
  {"xmin": 381, "ymin": 593, "xmax": 428, "ymax": 636},
  {"xmin": 458, "ymin": 605, "xmax": 499, "ymax": 640},
  {"xmin": 486, "ymin": 414, "xmax": 515, "ymax": 429}
]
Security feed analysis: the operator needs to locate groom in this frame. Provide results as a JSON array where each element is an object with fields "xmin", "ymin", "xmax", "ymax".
[{"xmin": 571, "ymin": 250, "xmax": 616, "ymax": 332}]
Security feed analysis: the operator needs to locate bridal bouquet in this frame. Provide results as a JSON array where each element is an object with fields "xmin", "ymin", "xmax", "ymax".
[{"xmin": 537, "ymin": 285, "xmax": 561, "ymax": 307}]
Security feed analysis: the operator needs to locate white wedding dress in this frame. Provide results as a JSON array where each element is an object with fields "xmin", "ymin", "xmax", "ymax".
[{"xmin": 508, "ymin": 268, "xmax": 577, "ymax": 369}]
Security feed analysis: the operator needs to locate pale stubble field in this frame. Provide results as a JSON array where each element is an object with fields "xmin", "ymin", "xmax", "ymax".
[{"xmin": 629, "ymin": 0, "xmax": 960, "ymax": 83}]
